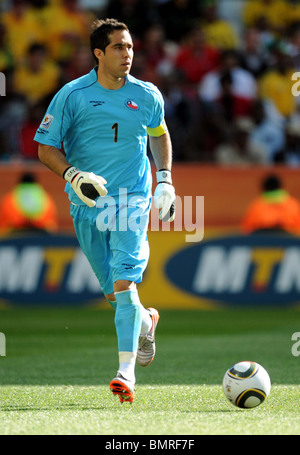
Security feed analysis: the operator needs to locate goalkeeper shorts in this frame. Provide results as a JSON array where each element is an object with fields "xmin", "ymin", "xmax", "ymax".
[{"xmin": 70, "ymin": 195, "xmax": 151, "ymax": 295}]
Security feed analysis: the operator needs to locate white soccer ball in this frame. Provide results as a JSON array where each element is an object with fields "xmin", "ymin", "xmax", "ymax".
[{"xmin": 222, "ymin": 361, "xmax": 271, "ymax": 409}]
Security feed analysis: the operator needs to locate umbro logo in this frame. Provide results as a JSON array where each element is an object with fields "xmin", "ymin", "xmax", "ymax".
[
  {"xmin": 89, "ymin": 100, "xmax": 105, "ymax": 107},
  {"xmin": 122, "ymin": 263, "xmax": 136, "ymax": 270}
]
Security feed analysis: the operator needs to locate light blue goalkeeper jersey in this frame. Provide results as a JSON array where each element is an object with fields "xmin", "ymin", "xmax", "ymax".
[{"xmin": 34, "ymin": 67, "xmax": 165, "ymax": 205}]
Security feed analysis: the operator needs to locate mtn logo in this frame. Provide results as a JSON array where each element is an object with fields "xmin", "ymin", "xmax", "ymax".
[{"xmin": 166, "ymin": 233, "xmax": 300, "ymax": 306}]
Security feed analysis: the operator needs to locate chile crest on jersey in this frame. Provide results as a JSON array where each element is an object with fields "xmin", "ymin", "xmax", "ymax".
[{"xmin": 125, "ymin": 99, "xmax": 140, "ymax": 111}]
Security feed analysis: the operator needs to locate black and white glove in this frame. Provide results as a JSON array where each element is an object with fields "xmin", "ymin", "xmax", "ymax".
[
  {"xmin": 154, "ymin": 169, "xmax": 176, "ymax": 222},
  {"xmin": 63, "ymin": 166, "xmax": 107, "ymax": 207}
]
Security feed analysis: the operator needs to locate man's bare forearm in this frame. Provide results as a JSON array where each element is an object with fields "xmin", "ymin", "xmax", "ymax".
[
  {"xmin": 38, "ymin": 144, "xmax": 71, "ymax": 178},
  {"xmin": 149, "ymin": 131, "xmax": 173, "ymax": 171}
]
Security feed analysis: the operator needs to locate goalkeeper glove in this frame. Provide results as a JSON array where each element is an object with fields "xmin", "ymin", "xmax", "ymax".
[
  {"xmin": 63, "ymin": 166, "xmax": 107, "ymax": 207},
  {"xmin": 154, "ymin": 169, "xmax": 176, "ymax": 222}
]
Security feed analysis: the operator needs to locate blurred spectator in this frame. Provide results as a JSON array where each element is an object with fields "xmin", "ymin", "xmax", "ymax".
[
  {"xmin": 141, "ymin": 24, "xmax": 170, "ymax": 74},
  {"xmin": 19, "ymin": 100, "xmax": 48, "ymax": 159},
  {"xmin": 0, "ymin": 22, "xmax": 13, "ymax": 72},
  {"xmin": 200, "ymin": 1, "xmax": 239, "ymax": 50},
  {"xmin": 285, "ymin": 2, "xmax": 300, "ymax": 29},
  {"xmin": 243, "ymin": 0, "xmax": 290, "ymax": 35},
  {"xmin": 249, "ymin": 15, "xmax": 275, "ymax": 52},
  {"xmin": 0, "ymin": 68, "xmax": 27, "ymax": 160},
  {"xmin": 198, "ymin": 49, "xmax": 257, "ymax": 105},
  {"xmin": 157, "ymin": 0, "xmax": 201, "ymax": 43},
  {"xmin": 105, "ymin": 0, "xmax": 153, "ymax": 38},
  {"xmin": 63, "ymin": 42, "xmax": 94, "ymax": 82},
  {"xmin": 0, "ymin": 172, "xmax": 59, "ymax": 233},
  {"xmin": 175, "ymin": 24, "xmax": 220, "ymax": 87},
  {"xmin": 180, "ymin": 106, "xmax": 216, "ymax": 161},
  {"xmin": 276, "ymin": 117, "xmax": 300, "ymax": 165},
  {"xmin": 12, "ymin": 42, "xmax": 62, "ymax": 106},
  {"xmin": 2, "ymin": 0, "xmax": 44, "ymax": 64},
  {"xmin": 239, "ymin": 27, "xmax": 271, "ymax": 78},
  {"xmin": 258, "ymin": 44, "xmax": 297, "ymax": 118},
  {"xmin": 217, "ymin": 69, "xmax": 256, "ymax": 121},
  {"xmin": 29, "ymin": 0, "xmax": 53, "ymax": 26},
  {"xmin": 42, "ymin": 0, "xmax": 93, "ymax": 65},
  {"xmin": 78, "ymin": 0, "xmax": 108, "ymax": 14},
  {"xmin": 286, "ymin": 22, "xmax": 300, "ymax": 71},
  {"xmin": 158, "ymin": 69, "xmax": 196, "ymax": 160},
  {"xmin": 179, "ymin": 48, "xmax": 258, "ymax": 162},
  {"xmin": 131, "ymin": 24, "xmax": 173, "ymax": 85},
  {"xmin": 215, "ymin": 117, "xmax": 266, "ymax": 165},
  {"xmin": 248, "ymin": 99, "xmax": 285, "ymax": 163},
  {"xmin": 198, "ymin": 49, "xmax": 257, "ymax": 145},
  {"xmin": 241, "ymin": 173, "xmax": 300, "ymax": 234},
  {"xmin": 131, "ymin": 48, "xmax": 159, "ymax": 85},
  {"xmin": 217, "ymin": 0, "xmax": 245, "ymax": 38}
]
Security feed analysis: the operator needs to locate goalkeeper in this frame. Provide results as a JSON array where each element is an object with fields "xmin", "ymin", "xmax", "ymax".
[{"xmin": 34, "ymin": 18, "xmax": 176, "ymax": 404}]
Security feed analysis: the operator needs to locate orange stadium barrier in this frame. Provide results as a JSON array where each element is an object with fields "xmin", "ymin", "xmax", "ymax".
[
  {"xmin": 1, "ymin": 163, "xmax": 300, "ymax": 230},
  {"xmin": 0, "ymin": 163, "xmax": 300, "ymax": 308}
]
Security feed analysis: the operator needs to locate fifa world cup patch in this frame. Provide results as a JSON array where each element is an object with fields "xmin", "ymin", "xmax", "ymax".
[{"xmin": 41, "ymin": 113, "xmax": 54, "ymax": 130}]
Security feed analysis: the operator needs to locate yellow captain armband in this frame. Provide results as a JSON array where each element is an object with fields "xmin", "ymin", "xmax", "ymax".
[{"xmin": 147, "ymin": 120, "xmax": 167, "ymax": 137}]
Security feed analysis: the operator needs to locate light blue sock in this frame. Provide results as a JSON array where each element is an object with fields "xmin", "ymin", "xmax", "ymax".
[
  {"xmin": 114, "ymin": 290, "xmax": 142, "ymax": 352},
  {"xmin": 108, "ymin": 296, "xmax": 151, "ymax": 333}
]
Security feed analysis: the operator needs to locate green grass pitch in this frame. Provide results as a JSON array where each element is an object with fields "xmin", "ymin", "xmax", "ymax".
[{"xmin": 0, "ymin": 307, "xmax": 299, "ymax": 435}]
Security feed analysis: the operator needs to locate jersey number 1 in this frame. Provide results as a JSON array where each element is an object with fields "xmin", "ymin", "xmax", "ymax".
[{"xmin": 112, "ymin": 123, "xmax": 118, "ymax": 143}]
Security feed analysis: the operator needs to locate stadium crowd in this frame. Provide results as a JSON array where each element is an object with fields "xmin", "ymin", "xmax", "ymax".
[{"xmin": 1, "ymin": 0, "xmax": 300, "ymax": 165}]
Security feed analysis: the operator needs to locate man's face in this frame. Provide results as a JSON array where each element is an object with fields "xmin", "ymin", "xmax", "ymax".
[{"xmin": 97, "ymin": 29, "xmax": 134, "ymax": 79}]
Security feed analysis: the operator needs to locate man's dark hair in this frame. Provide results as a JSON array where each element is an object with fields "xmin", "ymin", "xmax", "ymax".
[
  {"xmin": 90, "ymin": 18, "xmax": 129, "ymax": 63},
  {"xmin": 28, "ymin": 42, "xmax": 47, "ymax": 55},
  {"xmin": 20, "ymin": 172, "xmax": 36, "ymax": 184},
  {"xmin": 262, "ymin": 174, "xmax": 282, "ymax": 192}
]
